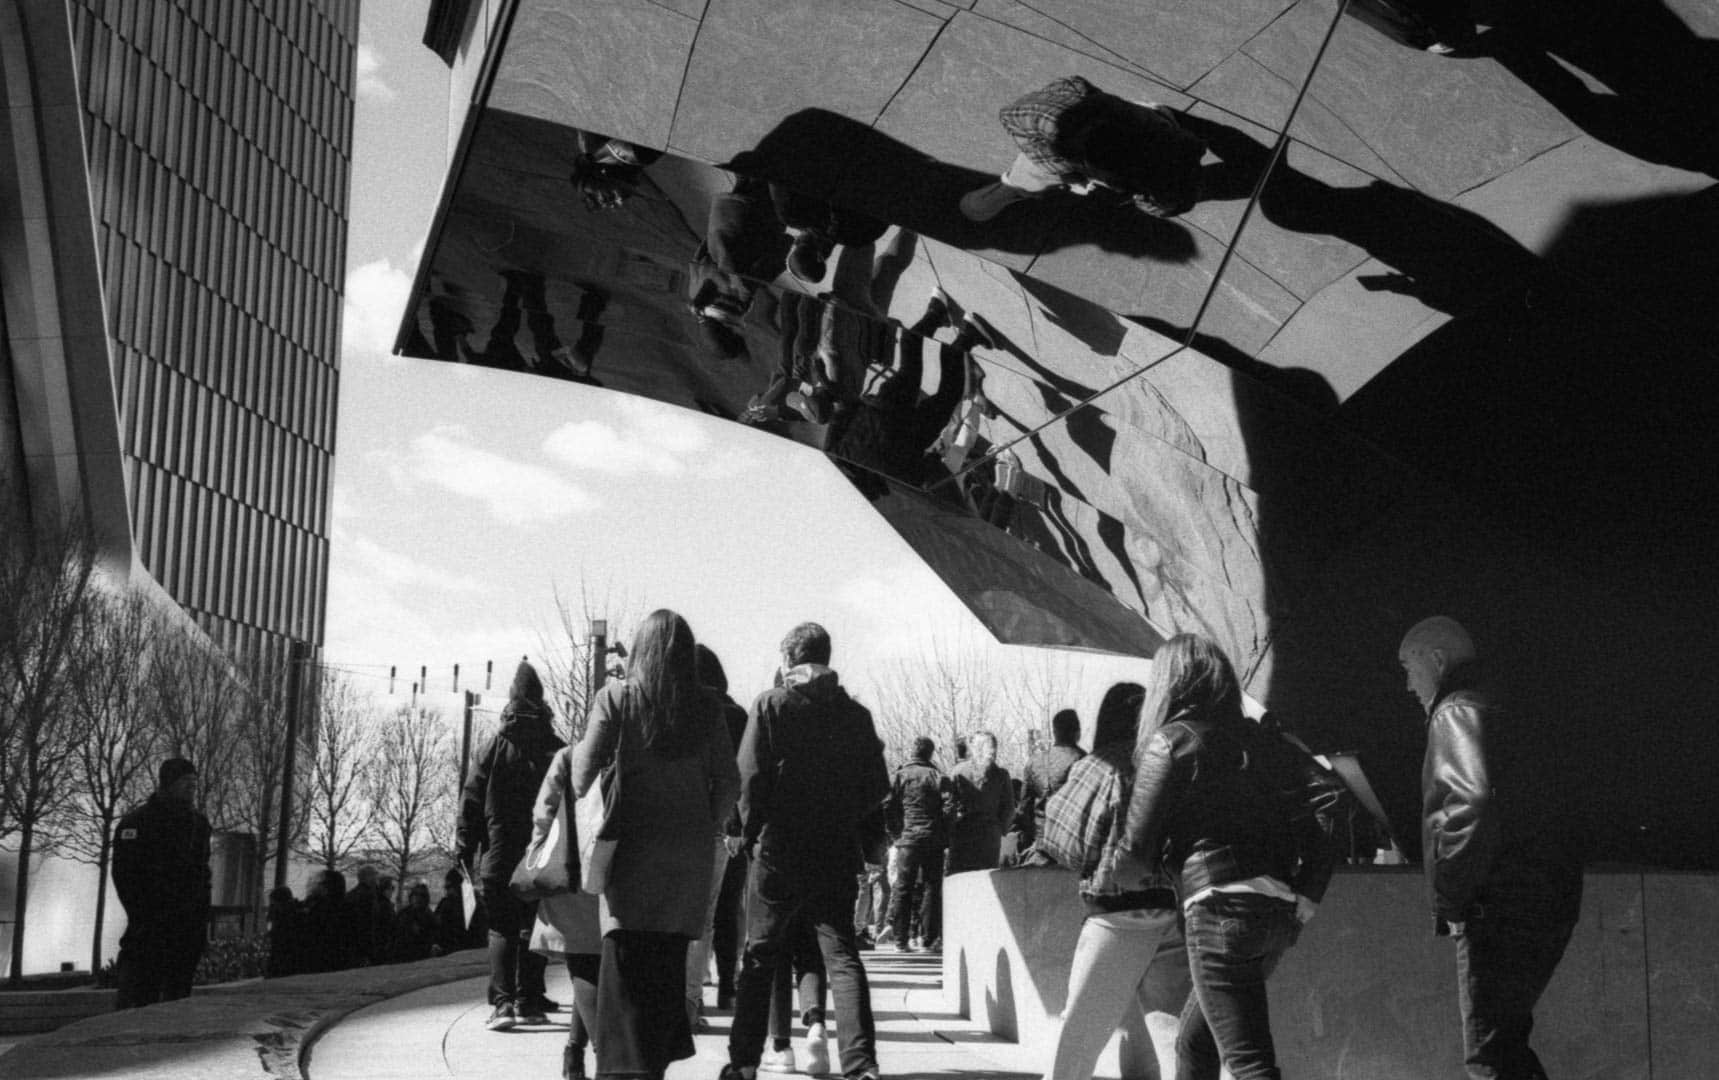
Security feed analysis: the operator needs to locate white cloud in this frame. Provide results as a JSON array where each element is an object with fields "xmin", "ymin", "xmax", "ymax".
[
  {"xmin": 342, "ymin": 258, "xmax": 415, "ymax": 357},
  {"xmin": 345, "ymin": 535, "xmax": 484, "ymax": 592},
  {"xmin": 543, "ymin": 396, "xmax": 763, "ymax": 480},
  {"xmin": 409, "ymin": 426, "xmax": 594, "ymax": 524},
  {"xmin": 356, "ymin": 44, "xmax": 397, "ymax": 102}
]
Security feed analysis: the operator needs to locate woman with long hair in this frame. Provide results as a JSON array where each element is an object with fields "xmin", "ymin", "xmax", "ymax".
[
  {"xmin": 1122, "ymin": 635, "xmax": 1342, "ymax": 1080},
  {"xmin": 570, "ymin": 610, "xmax": 741, "ymax": 1080},
  {"xmin": 1037, "ymin": 681, "xmax": 1189, "ymax": 1080}
]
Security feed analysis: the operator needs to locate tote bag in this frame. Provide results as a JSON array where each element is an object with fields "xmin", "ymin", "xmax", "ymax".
[
  {"xmin": 509, "ymin": 791, "xmax": 572, "ymax": 901},
  {"xmin": 574, "ymin": 760, "xmax": 621, "ymax": 894}
]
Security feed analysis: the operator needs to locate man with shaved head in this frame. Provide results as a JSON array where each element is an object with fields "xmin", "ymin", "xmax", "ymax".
[{"xmin": 1398, "ymin": 616, "xmax": 1584, "ymax": 1080}]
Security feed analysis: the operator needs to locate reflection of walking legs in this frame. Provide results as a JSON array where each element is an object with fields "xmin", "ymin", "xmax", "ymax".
[{"xmin": 959, "ymin": 151, "xmax": 1064, "ymax": 222}]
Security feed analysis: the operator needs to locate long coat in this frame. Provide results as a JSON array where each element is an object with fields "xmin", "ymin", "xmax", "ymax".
[{"xmin": 570, "ymin": 681, "xmax": 740, "ymax": 938}]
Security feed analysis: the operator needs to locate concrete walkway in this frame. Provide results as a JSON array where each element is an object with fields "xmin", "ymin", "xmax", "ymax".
[
  {"xmin": 306, "ymin": 948, "xmax": 1032, "ymax": 1080},
  {"xmin": 0, "ymin": 947, "xmax": 1030, "ymax": 1080}
]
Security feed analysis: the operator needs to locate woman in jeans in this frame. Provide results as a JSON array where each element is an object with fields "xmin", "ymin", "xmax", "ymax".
[
  {"xmin": 1122, "ymin": 635, "xmax": 1343, "ymax": 1080},
  {"xmin": 1037, "ymin": 681, "xmax": 1189, "ymax": 1080},
  {"xmin": 571, "ymin": 610, "xmax": 741, "ymax": 1080}
]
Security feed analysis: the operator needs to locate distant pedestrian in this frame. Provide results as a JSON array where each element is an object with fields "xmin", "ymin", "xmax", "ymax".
[
  {"xmin": 434, "ymin": 869, "xmax": 478, "ymax": 954},
  {"xmin": 393, "ymin": 881, "xmax": 444, "ymax": 962},
  {"xmin": 947, "ymin": 731, "xmax": 1015, "ymax": 876},
  {"xmin": 960, "ymin": 75, "xmax": 1206, "ymax": 222},
  {"xmin": 112, "ymin": 757, "xmax": 211, "ymax": 1008},
  {"xmin": 885, "ymin": 737, "xmax": 951, "ymax": 952},
  {"xmin": 1397, "ymin": 616, "xmax": 1584, "ymax": 1080},
  {"xmin": 457, "ymin": 658, "xmax": 564, "ymax": 1030},
  {"xmin": 1012, "ymin": 708, "xmax": 1086, "ymax": 864}
]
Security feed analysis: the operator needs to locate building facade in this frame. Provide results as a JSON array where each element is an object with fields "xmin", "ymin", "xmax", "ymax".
[{"xmin": 1, "ymin": 0, "xmax": 354, "ymax": 662}]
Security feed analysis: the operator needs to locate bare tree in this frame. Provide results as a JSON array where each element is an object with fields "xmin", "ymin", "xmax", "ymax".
[
  {"xmin": 228, "ymin": 640, "xmax": 301, "ymax": 915},
  {"xmin": 300, "ymin": 668, "xmax": 374, "ymax": 869},
  {"xmin": 537, "ymin": 580, "xmax": 636, "ymax": 743},
  {"xmin": 996, "ymin": 648, "xmax": 1079, "ymax": 762},
  {"xmin": 869, "ymin": 635, "xmax": 1009, "ymax": 771},
  {"xmin": 0, "ymin": 513, "xmax": 99, "ymax": 985},
  {"xmin": 150, "ymin": 624, "xmax": 244, "ymax": 832},
  {"xmin": 365, "ymin": 703, "xmax": 458, "ymax": 895},
  {"xmin": 61, "ymin": 588, "xmax": 162, "ymax": 974}
]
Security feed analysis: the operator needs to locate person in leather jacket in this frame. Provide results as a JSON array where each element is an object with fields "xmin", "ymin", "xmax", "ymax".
[
  {"xmin": 1399, "ymin": 616, "xmax": 1583, "ymax": 1080},
  {"xmin": 1123, "ymin": 634, "xmax": 1344, "ymax": 1080}
]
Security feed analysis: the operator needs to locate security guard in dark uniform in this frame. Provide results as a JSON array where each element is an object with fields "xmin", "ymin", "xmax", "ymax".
[{"xmin": 112, "ymin": 757, "xmax": 212, "ymax": 1009}]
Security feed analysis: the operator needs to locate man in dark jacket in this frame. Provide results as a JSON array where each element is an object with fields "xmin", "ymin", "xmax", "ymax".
[
  {"xmin": 1399, "ymin": 616, "xmax": 1584, "ymax": 1080},
  {"xmin": 457, "ymin": 659, "xmax": 564, "ymax": 1030},
  {"xmin": 112, "ymin": 757, "xmax": 211, "ymax": 1008},
  {"xmin": 1011, "ymin": 708, "xmax": 1086, "ymax": 862},
  {"xmin": 722, "ymin": 622, "xmax": 890, "ymax": 1080},
  {"xmin": 884, "ymin": 736, "xmax": 951, "ymax": 952}
]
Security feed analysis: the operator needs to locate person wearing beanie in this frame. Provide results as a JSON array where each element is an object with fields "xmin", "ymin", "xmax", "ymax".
[
  {"xmin": 112, "ymin": 757, "xmax": 212, "ymax": 1008},
  {"xmin": 457, "ymin": 658, "xmax": 565, "ymax": 1030}
]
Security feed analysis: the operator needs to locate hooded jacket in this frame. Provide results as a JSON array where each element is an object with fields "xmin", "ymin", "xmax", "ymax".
[
  {"xmin": 457, "ymin": 662, "xmax": 564, "ymax": 883},
  {"xmin": 738, "ymin": 663, "xmax": 890, "ymax": 876}
]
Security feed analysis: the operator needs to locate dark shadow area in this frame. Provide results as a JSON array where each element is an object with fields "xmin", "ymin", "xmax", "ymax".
[
  {"xmin": 1183, "ymin": 113, "xmax": 1537, "ymax": 319},
  {"xmin": 986, "ymin": 948, "xmax": 1016, "ymax": 1042},
  {"xmin": 728, "ymin": 108, "xmax": 1202, "ymax": 266},
  {"xmin": 1486, "ymin": 0, "xmax": 1719, "ymax": 178},
  {"xmin": 1246, "ymin": 181, "xmax": 1719, "ymax": 868}
]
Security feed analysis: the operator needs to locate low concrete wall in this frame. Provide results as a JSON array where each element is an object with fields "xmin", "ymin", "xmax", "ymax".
[{"xmin": 942, "ymin": 866, "xmax": 1719, "ymax": 1079}]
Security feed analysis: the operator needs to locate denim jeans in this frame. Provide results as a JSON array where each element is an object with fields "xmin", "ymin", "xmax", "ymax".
[
  {"xmin": 1455, "ymin": 912, "xmax": 1576, "ymax": 1079},
  {"xmin": 482, "ymin": 885, "xmax": 546, "ymax": 1006},
  {"xmin": 1177, "ymin": 894, "xmax": 1299, "ymax": 1080},
  {"xmin": 1049, "ymin": 908, "xmax": 1188, "ymax": 1080},
  {"xmin": 729, "ymin": 853, "xmax": 877, "ymax": 1077}
]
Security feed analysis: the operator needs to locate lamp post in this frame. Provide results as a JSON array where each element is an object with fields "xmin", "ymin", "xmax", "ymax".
[{"xmin": 589, "ymin": 619, "xmax": 608, "ymax": 692}]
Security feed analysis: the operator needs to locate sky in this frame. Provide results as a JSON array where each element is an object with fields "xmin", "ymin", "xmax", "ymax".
[{"xmin": 323, "ymin": 5, "xmax": 1152, "ymax": 732}]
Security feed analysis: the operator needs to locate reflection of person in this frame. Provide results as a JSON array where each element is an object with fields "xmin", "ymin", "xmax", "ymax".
[
  {"xmin": 569, "ymin": 131, "xmax": 664, "ymax": 212},
  {"xmin": 1123, "ymin": 635, "xmax": 1345, "ymax": 1080},
  {"xmin": 571, "ymin": 610, "xmax": 742, "ymax": 1080},
  {"xmin": 960, "ymin": 76, "xmax": 1205, "ymax": 222},
  {"xmin": 1038, "ymin": 681, "xmax": 1187, "ymax": 1080},
  {"xmin": 946, "ymin": 731, "xmax": 1016, "ymax": 875},
  {"xmin": 429, "ymin": 273, "xmax": 605, "ymax": 383},
  {"xmin": 458, "ymin": 660, "xmax": 564, "ymax": 1031},
  {"xmin": 724, "ymin": 622, "xmax": 891, "ymax": 1080},
  {"xmin": 769, "ymin": 183, "xmax": 887, "ymax": 286},
  {"xmin": 1397, "ymin": 616, "xmax": 1583, "ymax": 1080},
  {"xmin": 112, "ymin": 757, "xmax": 211, "ymax": 1009},
  {"xmin": 884, "ymin": 737, "xmax": 951, "ymax": 952},
  {"xmin": 824, "ymin": 289, "xmax": 995, "ymax": 489}
]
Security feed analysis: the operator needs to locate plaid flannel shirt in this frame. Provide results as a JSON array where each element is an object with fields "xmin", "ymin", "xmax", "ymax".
[
  {"xmin": 999, "ymin": 75, "xmax": 1102, "ymax": 180},
  {"xmin": 1040, "ymin": 744, "xmax": 1173, "ymax": 899}
]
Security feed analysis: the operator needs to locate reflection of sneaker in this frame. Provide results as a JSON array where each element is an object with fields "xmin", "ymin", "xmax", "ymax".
[
  {"xmin": 785, "ymin": 390, "xmax": 829, "ymax": 425},
  {"xmin": 803, "ymin": 1023, "xmax": 832, "ymax": 1077},
  {"xmin": 924, "ymin": 287, "xmax": 953, "ymax": 331},
  {"xmin": 759, "ymin": 1045, "xmax": 796, "ymax": 1073},
  {"xmin": 959, "ymin": 179, "xmax": 1032, "ymax": 223},
  {"xmin": 956, "ymin": 313, "xmax": 998, "ymax": 353},
  {"xmin": 486, "ymin": 1003, "xmax": 517, "ymax": 1031}
]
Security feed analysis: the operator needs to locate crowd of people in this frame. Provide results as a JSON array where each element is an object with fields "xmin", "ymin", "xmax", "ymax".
[
  {"xmin": 444, "ymin": 613, "xmax": 1581, "ymax": 1080},
  {"xmin": 264, "ymin": 864, "xmax": 484, "ymax": 978},
  {"xmin": 106, "ymin": 611, "xmax": 1581, "ymax": 1080}
]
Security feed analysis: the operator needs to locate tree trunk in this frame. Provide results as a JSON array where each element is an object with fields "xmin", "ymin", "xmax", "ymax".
[
  {"xmin": 90, "ymin": 828, "xmax": 112, "ymax": 977},
  {"xmin": 8, "ymin": 820, "xmax": 33, "ymax": 987}
]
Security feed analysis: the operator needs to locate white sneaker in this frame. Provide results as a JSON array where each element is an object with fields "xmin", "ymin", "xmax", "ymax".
[
  {"xmin": 759, "ymin": 1045, "xmax": 796, "ymax": 1074},
  {"xmin": 802, "ymin": 1023, "xmax": 831, "ymax": 1077}
]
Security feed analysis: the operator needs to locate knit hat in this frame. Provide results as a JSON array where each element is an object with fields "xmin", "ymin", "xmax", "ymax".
[{"xmin": 158, "ymin": 757, "xmax": 197, "ymax": 790}]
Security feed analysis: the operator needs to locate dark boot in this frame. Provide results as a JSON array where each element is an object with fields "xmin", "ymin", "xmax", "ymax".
[{"xmin": 563, "ymin": 1042, "xmax": 586, "ymax": 1080}]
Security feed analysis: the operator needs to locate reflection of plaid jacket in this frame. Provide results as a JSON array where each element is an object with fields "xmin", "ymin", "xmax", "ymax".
[
  {"xmin": 999, "ymin": 75, "xmax": 1101, "ymax": 178},
  {"xmin": 1039, "ymin": 744, "xmax": 1173, "ymax": 899}
]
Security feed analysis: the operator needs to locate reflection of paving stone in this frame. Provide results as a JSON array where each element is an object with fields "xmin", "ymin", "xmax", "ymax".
[
  {"xmin": 490, "ymin": 0, "xmax": 696, "ymax": 148},
  {"xmin": 671, "ymin": 0, "xmax": 945, "ymax": 164},
  {"xmin": 1007, "ymin": 0, "xmax": 1299, "ymax": 91}
]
